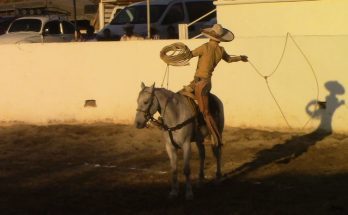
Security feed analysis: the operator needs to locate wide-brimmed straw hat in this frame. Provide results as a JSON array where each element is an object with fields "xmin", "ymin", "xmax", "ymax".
[{"xmin": 201, "ymin": 24, "xmax": 234, "ymax": 42}]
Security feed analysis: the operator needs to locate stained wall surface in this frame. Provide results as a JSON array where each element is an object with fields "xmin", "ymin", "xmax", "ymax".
[{"xmin": 0, "ymin": 0, "xmax": 347, "ymax": 133}]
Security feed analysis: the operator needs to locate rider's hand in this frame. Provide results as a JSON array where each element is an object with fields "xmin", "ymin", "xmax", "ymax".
[{"xmin": 240, "ymin": 55, "xmax": 248, "ymax": 62}]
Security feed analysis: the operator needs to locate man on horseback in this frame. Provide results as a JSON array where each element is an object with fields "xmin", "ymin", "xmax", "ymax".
[{"xmin": 188, "ymin": 24, "xmax": 248, "ymax": 146}]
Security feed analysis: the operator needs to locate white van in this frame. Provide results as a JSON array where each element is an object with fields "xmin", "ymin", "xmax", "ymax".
[{"xmin": 97, "ymin": 0, "xmax": 216, "ymax": 40}]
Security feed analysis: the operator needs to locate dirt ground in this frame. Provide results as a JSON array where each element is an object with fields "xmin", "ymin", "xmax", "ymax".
[{"xmin": 0, "ymin": 123, "xmax": 348, "ymax": 215}]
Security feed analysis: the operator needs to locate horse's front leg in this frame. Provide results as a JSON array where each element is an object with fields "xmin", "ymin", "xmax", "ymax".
[
  {"xmin": 165, "ymin": 141, "xmax": 179, "ymax": 198},
  {"xmin": 212, "ymin": 145, "xmax": 222, "ymax": 180},
  {"xmin": 195, "ymin": 140, "xmax": 205, "ymax": 185},
  {"xmin": 183, "ymin": 141, "xmax": 193, "ymax": 200}
]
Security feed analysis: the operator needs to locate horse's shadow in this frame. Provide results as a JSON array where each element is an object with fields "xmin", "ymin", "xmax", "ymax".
[{"xmin": 225, "ymin": 80, "xmax": 345, "ymax": 178}]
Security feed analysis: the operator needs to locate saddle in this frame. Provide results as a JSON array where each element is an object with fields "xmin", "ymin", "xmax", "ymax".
[
  {"xmin": 177, "ymin": 84, "xmax": 221, "ymax": 118},
  {"xmin": 178, "ymin": 85, "xmax": 196, "ymax": 101},
  {"xmin": 178, "ymin": 85, "xmax": 222, "ymax": 134},
  {"xmin": 178, "ymin": 85, "xmax": 199, "ymax": 117},
  {"xmin": 178, "ymin": 86, "xmax": 223, "ymax": 142}
]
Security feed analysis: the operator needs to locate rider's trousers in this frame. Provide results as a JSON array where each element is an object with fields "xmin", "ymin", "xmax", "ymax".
[{"xmin": 194, "ymin": 78, "xmax": 222, "ymax": 146}]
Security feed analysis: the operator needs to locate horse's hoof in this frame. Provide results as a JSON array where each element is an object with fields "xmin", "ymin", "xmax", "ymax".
[
  {"xmin": 197, "ymin": 177, "xmax": 206, "ymax": 188},
  {"xmin": 185, "ymin": 192, "xmax": 194, "ymax": 201},
  {"xmin": 214, "ymin": 179, "xmax": 222, "ymax": 186},
  {"xmin": 213, "ymin": 177, "xmax": 223, "ymax": 186},
  {"xmin": 168, "ymin": 191, "xmax": 179, "ymax": 199},
  {"xmin": 216, "ymin": 172, "xmax": 222, "ymax": 179}
]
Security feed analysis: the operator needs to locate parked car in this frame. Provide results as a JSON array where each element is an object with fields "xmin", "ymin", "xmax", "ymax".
[
  {"xmin": 108, "ymin": 5, "xmax": 125, "ymax": 23},
  {"xmin": 97, "ymin": 0, "xmax": 216, "ymax": 40},
  {"xmin": 0, "ymin": 16, "xmax": 17, "ymax": 35},
  {"xmin": 0, "ymin": 16, "xmax": 75, "ymax": 44}
]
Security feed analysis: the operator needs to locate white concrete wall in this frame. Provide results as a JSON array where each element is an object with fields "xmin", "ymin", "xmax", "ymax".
[
  {"xmin": 0, "ymin": 41, "xmax": 202, "ymax": 124},
  {"xmin": 214, "ymin": 0, "xmax": 348, "ymax": 132},
  {"xmin": 1, "ymin": 0, "xmax": 347, "ymax": 133},
  {"xmin": 216, "ymin": 0, "xmax": 348, "ymax": 36}
]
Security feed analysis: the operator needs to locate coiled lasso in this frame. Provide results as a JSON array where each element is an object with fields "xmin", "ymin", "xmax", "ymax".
[{"xmin": 160, "ymin": 42, "xmax": 191, "ymax": 66}]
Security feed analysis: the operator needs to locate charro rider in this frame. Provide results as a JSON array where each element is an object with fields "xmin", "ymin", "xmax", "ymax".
[{"xmin": 188, "ymin": 24, "xmax": 248, "ymax": 146}]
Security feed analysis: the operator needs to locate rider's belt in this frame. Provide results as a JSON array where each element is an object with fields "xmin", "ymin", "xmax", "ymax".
[{"xmin": 194, "ymin": 76, "xmax": 210, "ymax": 83}]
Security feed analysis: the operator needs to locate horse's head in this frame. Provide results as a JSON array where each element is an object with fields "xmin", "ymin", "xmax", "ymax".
[{"xmin": 135, "ymin": 82, "xmax": 158, "ymax": 128}]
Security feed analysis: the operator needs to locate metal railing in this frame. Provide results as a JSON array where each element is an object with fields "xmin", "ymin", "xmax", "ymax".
[{"xmin": 178, "ymin": 8, "xmax": 216, "ymax": 39}]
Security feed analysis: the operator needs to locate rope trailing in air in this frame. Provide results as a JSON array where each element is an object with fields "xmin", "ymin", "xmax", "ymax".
[
  {"xmin": 247, "ymin": 32, "xmax": 320, "ymax": 130},
  {"xmin": 160, "ymin": 65, "xmax": 170, "ymax": 89},
  {"xmin": 248, "ymin": 60, "xmax": 293, "ymax": 129},
  {"xmin": 159, "ymin": 34, "xmax": 320, "ymax": 130}
]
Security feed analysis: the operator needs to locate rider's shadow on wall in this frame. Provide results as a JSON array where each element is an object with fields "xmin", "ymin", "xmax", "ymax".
[
  {"xmin": 227, "ymin": 81, "xmax": 345, "ymax": 178},
  {"xmin": 306, "ymin": 81, "xmax": 345, "ymax": 133}
]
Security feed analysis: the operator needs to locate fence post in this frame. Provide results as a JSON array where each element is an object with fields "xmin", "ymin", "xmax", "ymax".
[
  {"xmin": 98, "ymin": 1, "xmax": 105, "ymax": 30},
  {"xmin": 178, "ymin": 24, "xmax": 188, "ymax": 39}
]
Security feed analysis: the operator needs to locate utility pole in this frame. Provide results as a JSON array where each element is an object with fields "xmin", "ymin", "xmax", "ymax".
[
  {"xmin": 146, "ymin": 0, "xmax": 150, "ymax": 39},
  {"xmin": 73, "ymin": 0, "xmax": 78, "ymax": 41}
]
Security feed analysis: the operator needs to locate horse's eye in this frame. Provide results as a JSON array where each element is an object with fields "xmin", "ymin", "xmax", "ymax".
[{"xmin": 144, "ymin": 101, "xmax": 149, "ymax": 105}]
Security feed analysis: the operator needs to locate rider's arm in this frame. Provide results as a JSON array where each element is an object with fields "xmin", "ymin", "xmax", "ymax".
[
  {"xmin": 190, "ymin": 45, "xmax": 204, "ymax": 58},
  {"xmin": 222, "ymin": 49, "xmax": 248, "ymax": 63}
]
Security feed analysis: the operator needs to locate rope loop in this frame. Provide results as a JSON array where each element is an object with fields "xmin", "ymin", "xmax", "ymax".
[
  {"xmin": 247, "ymin": 32, "xmax": 320, "ymax": 130},
  {"xmin": 160, "ymin": 42, "xmax": 191, "ymax": 66}
]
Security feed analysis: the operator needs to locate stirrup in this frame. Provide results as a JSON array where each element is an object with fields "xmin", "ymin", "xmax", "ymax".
[
  {"xmin": 203, "ymin": 135, "xmax": 222, "ymax": 146},
  {"xmin": 211, "ymin": 134, "xmax": 223, "ymax": 146}
]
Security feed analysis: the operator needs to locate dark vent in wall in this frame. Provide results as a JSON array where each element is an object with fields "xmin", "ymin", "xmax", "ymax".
[{"xmin": 84, "ymin": 100, "xmax": 97, "ymax": 108}]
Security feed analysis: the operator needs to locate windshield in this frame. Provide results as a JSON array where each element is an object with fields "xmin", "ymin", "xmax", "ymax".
[
  {"xmin": 8, "ymin": 19, "xmax": 42, "ymax": 33},
  {"xmin": 111, "ymin": 5, "xmax": 167, "ymax": 25}
]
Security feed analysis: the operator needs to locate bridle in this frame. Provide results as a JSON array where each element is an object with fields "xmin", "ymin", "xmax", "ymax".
[{"xmin": 136, "ymin": 88, "xmax": 158, "ymax": 125}]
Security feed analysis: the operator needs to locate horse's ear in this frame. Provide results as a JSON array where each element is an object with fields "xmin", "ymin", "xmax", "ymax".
[
  {"xmin": 149, "ymin": 82, "xmax": 155, "ymax": 91},
  {"xmin": 141, "ymin": 82, "xmax": 145, "ymax": 89}
]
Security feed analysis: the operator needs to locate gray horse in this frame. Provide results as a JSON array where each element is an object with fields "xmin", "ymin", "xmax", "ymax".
[{"xmin": 135, "ymin": 82, "xmax": 224, "ymax": 200}]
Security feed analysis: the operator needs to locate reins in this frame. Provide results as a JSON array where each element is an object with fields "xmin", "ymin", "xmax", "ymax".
[
  {"xmin": 137, "ymin": 89, "xmax": 196, "ymax": 149},
  {"xmin": 150, "ymin": 114, "xmax": 196, "ymax": 150}
]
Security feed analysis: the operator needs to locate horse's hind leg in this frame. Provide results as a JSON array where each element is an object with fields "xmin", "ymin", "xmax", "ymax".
[
  {"xmin": 165, "ymin": 142, "xmax": 179, "ymax": 198},
  {"xmin": 183, "ymin": 141, "xmax": 193, "ymax": 200},
  {"xmin": 195, "ymin": 140, "xmax": 205, "ymax": 184},
  {"xmin": 212, "ymin": 145, "xmax": 222, "ymax": 180}
]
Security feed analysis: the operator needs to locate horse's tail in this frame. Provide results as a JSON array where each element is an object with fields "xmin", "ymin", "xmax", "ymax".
[{"xmin": 210, "ymin": 94, "xmax": 224, "ymax": 134}]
